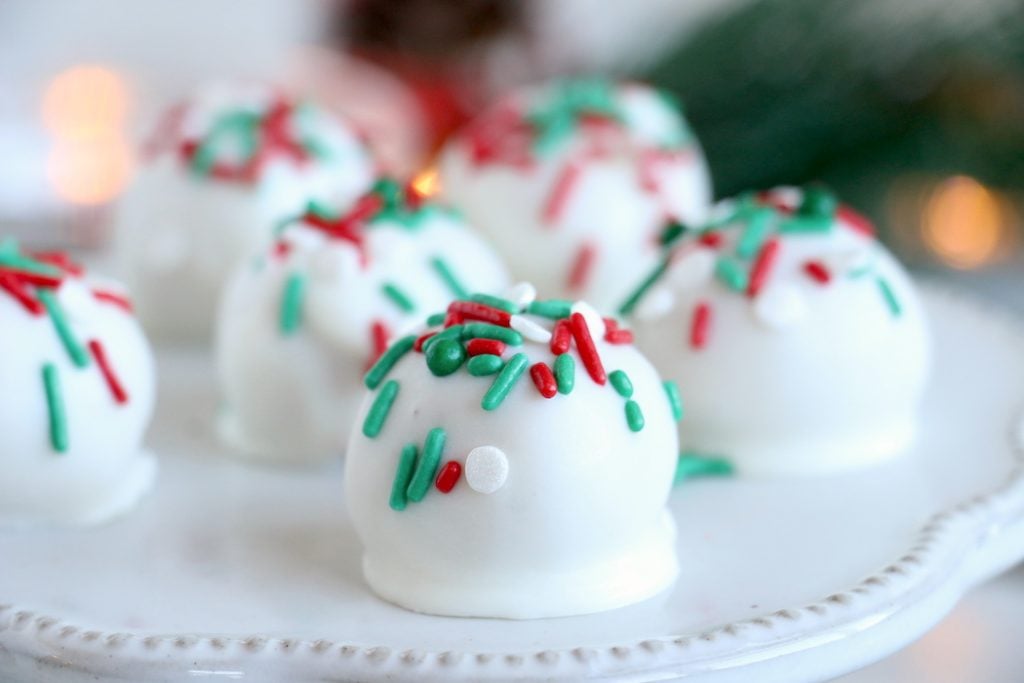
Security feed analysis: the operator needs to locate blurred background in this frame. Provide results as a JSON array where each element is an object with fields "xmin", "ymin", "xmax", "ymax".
[{"xmin": 1, "ymin": 0, "xmax": 1022, "ymax": 679}]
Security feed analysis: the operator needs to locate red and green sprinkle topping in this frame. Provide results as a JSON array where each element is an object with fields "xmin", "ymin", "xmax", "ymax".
[
  {"xmin": 172, "ymin": 94, "xmax": 340, "ymax": 184},
  {"xmin": 361, "ymin": 293, "xmax": 687, "ymax": 465},
  {"xmin": 464, "ymin": 78, "xmax": 694, "ymax": 170},
  {"xmin": 0, "ymin": 239, "xmax": 135, "ymax": 454},
  {"xmin": 619, "ymin": 185, "xmax": 903, "ymax": 343}
]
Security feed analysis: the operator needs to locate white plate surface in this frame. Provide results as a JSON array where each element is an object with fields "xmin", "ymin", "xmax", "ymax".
[{"xmin": 1, "ymin": 284, "xmax": 1023, "ymax": 683}]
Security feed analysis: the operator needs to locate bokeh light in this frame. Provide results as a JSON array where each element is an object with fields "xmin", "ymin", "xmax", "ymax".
[
  {"xmin": 411, "ymin": 164, "xmax": 442, "ymax": 198},
  {"xmin": 922, "ymin": 176, "xmax": 1010, "ymax": 270}
]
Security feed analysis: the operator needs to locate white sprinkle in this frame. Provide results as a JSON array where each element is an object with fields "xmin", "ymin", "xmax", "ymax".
[
  {"xmin": 464, "ymin": 446, "xmax": 509, "ymax": 494},
  {"xmin": 570, "ymin": 301, "xmax": 606, "ymax": 337},
  {"xmin": 510, "ymin": 315, "xmax": 552, "ymax": 343},
  {"xmin": 667, "ymin": 248, "xmax": 716, "ymax": 290},
  {"xmin": 753, "ymin": 283, "xmax": 807, "ymax": 329},
  {"xmin": 633, "ymin": 285, "xmax": 674, "ymax": 321},
  {"xmin": 505, "ymin": 282, "xmax": 537, "ymax": 309}
]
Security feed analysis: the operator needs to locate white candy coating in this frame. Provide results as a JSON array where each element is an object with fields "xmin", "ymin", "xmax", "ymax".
[
  {"xmin": 628, "ymin": 188, "xmax": 931, "ymax": 476},
  {"xmin": 345, "ymin": 299, "xmax": 679, "ymax": 618},
  {"xmin": 0, "ymin": 262, "xmax": 156, "ymax": 526},
  {"xmin": 215, "ymin": 202, "xmax": 510, "ymax": 466},
  {"xmin": 114, "ymin": 83, "xmax": 375, "ymax": 342},
  {"xmin": 439, "ymin": 79, "xmax": 712, "ymax": 310}
]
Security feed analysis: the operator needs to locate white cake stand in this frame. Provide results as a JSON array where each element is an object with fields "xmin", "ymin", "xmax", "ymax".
[{"xmin": 1, "ymin": 284, "xmax": 1022, "ymax": 683}]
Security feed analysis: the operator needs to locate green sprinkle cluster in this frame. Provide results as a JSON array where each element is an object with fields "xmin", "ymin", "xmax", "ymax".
[{"xmin": 389, "ymin": 427, "xmax": 447, "ymax": 510}]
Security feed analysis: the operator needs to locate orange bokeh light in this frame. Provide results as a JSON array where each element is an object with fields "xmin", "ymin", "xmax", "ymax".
[
  {"xmin": 47, "ymin": 137, "xmax": 133, "ymax": 206},
  {"xmin": 411, "ymin": 165, "xmax": 442, "ymax": 198},
  {"xmin": 43, "ymin": 65, "xmax": 130, "ymax": 141},
  {"xmin": 922, "ymin": 176, "xmax": 1007, "ymax": 269}
]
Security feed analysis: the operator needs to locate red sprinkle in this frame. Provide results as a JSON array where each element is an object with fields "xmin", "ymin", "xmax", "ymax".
[
  {"xmin": 448, "ymin": 301, "xmax": 511, "ymax": 327},
  {"xmin": 690, "ymin": 302, "xmax": 712, "ymax": 350},
  {"xmin": 0, "ymin": 269, "xmax": 62, "ymax": 288},
  {"xmin": 529, "ymin": 362, "xmax": 558, "ymax": 398},
  {"xmin": 803, "ymin": 260, "xmax": 832, "ymax": 285},
  {"xmin": 837, "ymin": 205, "xmax": 876, "ymax": 237},
  {"xmin": 698, "ymin": 232, "xmax": 724, "ymax": 249},
  {"xmin": 605, "ymin": 329, "xmax": 634, "ymax": 345},
  {"xmin": 88, "ymin": 339, "xmax": 129, "ymax": 404},
  {"xmin": 569, "ymin": 312, "xmax": 606, "ymax": 385},
  {"xmin": 567, "ymin": 242, "xmax": 597, "ymax": 291},
  {"xmin": 413, "ymin": 331, "xmax": 436, "ymax": 353},
  {"xmin": 367, "ymin": 320, "xmax": 390, "ymax": 368},
  {"xmin": 92, "ymin": 289, "xmax": 134, "ymax": 313},
  {"xmin": 757, "ymin": 190, "xmax": 795, "ymax": 214},
  {"xmin": 467, "ymin": 338, "xmax": 506, "ymax": 357},
  {"xmin": 32, "ymin": 252, "xmax": 83, "ymax": 276},
  {"xmin": 542, "ymin": 161, "xmax": 582, "ymax": 226},
  {"xmin": 746, "ymin": 237, "xmax": 781, "ymax": 298},
  {"xmin": 637, "ymin": 149, "xmax": 662, "ymax": 193},
  {"xmin": 435, "ymin": 461, "xmax": 462, "ymax": 493},
  {"xmin": 0, "ymin": 273, "xmax": 43, "ymax": 315},
  {"xmin": 550, "ymin": 319, "xmax": 572, "ymax": 355},
  {"xmin": 272, "ymin": 240, "xmax": 292, "ymax": 260},
  {"xmin": 443, "ymin": 310, "xmax": 464, "ymax": 327}
]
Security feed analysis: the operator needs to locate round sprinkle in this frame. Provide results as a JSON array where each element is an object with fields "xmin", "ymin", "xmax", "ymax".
[
  {"xmin": 609, "ymin": 370, "xmax": 633, "ymax": 398},
  {"xmin": 510, "ymin": 315, "xmax": 552, "ymax": 344},
  {"xmin": 426, "ymin": 338, "xmax": 466, "ymax": 376},
  {"xmin": 468, "ymin": 354, "xmax": 504, "ymax": 376},
  {"xmin": 464, "ymin": 446, "xmax": 509, "ymax": 494},
  {"xmin": 362, "ymin": 380, "xmax": 400, "ymax": 438},
  {"xmin": 434, "ymin": 460, "xmax": 462, "ymax": 494},
  {"xmin": 554, "ymin": 353, "xmax": 575, "ymax": 395},
  {"xmin": 624, "ymin": 400, "xmax": 645, "ymax": 432},
  {"xmin": 389, "ymin": 444, "xmax": 418, "ymax": 511},
  {"xmin": 754, "ymin": 283, "xmax": 807, "ymax": 329}
]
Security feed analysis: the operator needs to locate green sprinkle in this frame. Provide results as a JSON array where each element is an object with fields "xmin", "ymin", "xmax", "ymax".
[
  {"xmin": 526, "ymin": 299, "xmax": 573, "ymax": 319},
  {"xmin": 674, "ymin": 452, "xmax": 734, "ymax": 485},
  {"xmin": 373, "ymin": 177, "xmax": 403, "ymax": 208},
  {"xmin": 554, "ymin": 353, "xmax": 575, "ymax": 394},
  {"xmin": 37, "ymin": 290, "xmax": 89, "ymax": 368},
  {"xmin": 779, "ymin": 215, "xmax": 832, "ymax": 234},
  {"xmin": 381, "ymin": 282, "xmax": 416, "ymax": 313},
  {"xmin": 279, "ymin": 272, "xmax": 306, "ymax": 335},
  {"xmin": 426, "ymin": 338, "xmax": 466, "ymax": 376},
  {"xmin": 0, "ymin": 253, "xmax": 61, "ymax": 277},
  {"xmin": 42, "ymin": 363, "xmax": 68, "ymax": 453},
  {"xmin": 714, "ymin": 256, "xmax": 749, "ymax": 292},
  {"xmin": 735, "ymin": 207, "xmax": 774, "ymax": 259},
  {"xmin": 422, "ymin": 325, "xmax": 464, "ymax": 353},
  {"xmin": 430, "ymin": 257, "xmax": 468, "ymax": 298},
  {"xmin": 662, "ymin": 380, "xmax": 683, "ymax": 422},
  {"xmin": 461, "ymin": 323, "xmax": 522, "ymax": 346},
  {"xmin": 609, "ymin": 370, "xmax": 633, "ymax": 398},
  {"xmin": 482, "ymin": 352, "xmax": 528, "ymax": 410},
  {"xmin": 407, "ymin": 427, "xmax": 445, "ymax": 502},
  {"xmin": 365, "ymin": 334, "xmax": 416, "ymax": 389},
  {"xmin": 469, "ymin": 293, "xmax": 518, "ymax": 313},
  {"xmin": 876, "ymin": 277, "xmax": 902, "ymax": 317},
  {"xmin": 798, "ymin": 185, "xmax": 838, "ymax": 218},
  {"xmin": 625, "ymin": 400, "xmax": 645, "ymax": 432},
  {"xmin": 191, "ymin": 111, "xmax": 259, "ymax": 175},
  {"xmin": 389, "ymin": 444, "xmax": 418, "ymax": 511},
  {"xmin": 658, "ymin": 221, "xmax": 687, "ymax": 247},
  {"xmin": 426, "ymin": 312, "xmax": 447, "ymax": 326},
  {"xmin": 362, "ymin": 380, "xmax": 400, "ymax": 438},
  {"xmin": 467, "ymin": 354, "xmax": 504, "ymax": 376},
  {"xmin": 618, "ymin": 258, "xmax": 670, "ymax": 316}
]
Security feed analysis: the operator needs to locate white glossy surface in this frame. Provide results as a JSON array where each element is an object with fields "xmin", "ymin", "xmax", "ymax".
[{"xmin": 0, "ymin": 285, "xmax": 1021, "ymax": 681}]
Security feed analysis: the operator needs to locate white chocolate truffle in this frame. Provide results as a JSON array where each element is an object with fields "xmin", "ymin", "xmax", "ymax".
[
  {"xmin": 115, "ymin": 83, "xmax": 376, "ymax": 342},
  {"xmin": 215, "ymin": 182, "xmax": 510, "ymax": 466},
  {"xmin": 439, "ymin": 78, "xmax": 712, "ymax": 310},
  {"xmin": 345, "ymin": 292, "xmax": 681, "ymax": 618},
  {"xmin": 0, "ymin": 241, "xmax": 156, "ymax": 526},
  {"xmin": 624, "ymin": 187, "xmax": 931, "ymax": 477}
]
